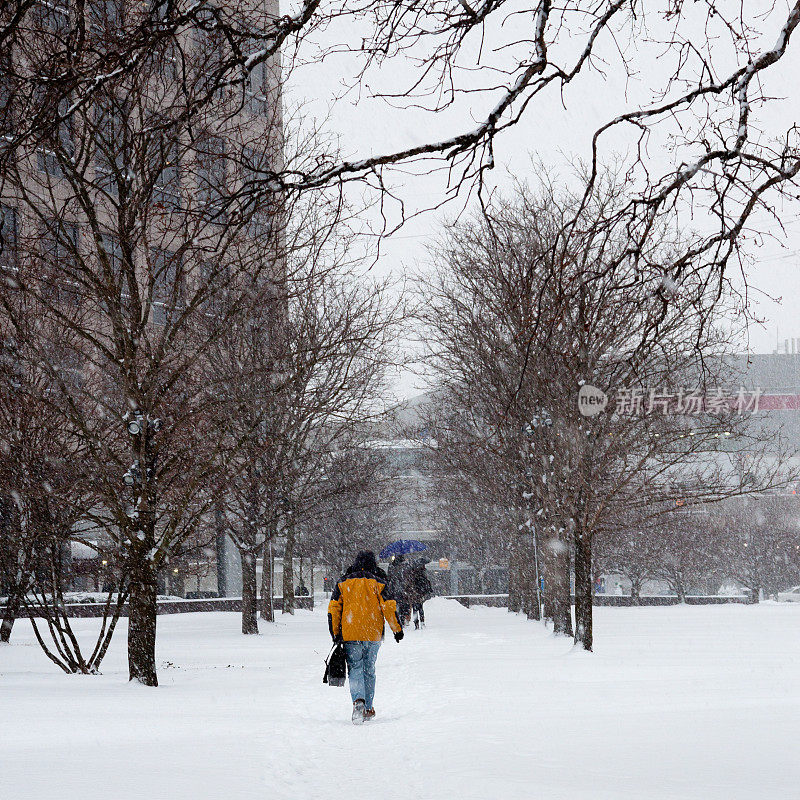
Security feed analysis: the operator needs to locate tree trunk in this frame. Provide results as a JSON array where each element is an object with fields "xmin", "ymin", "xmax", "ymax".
[
  {"xmin": 540, "ymin": 534, "xmax": 553, "ymax": 623},
  {"xmin": 519, "ymin": 544, "xmax": 532, "ymax": 617},
  {"xmin": 630, "ymin": 578, "xmax": 641, "ymax": 605},
  {"xmin": 215, "ymin": 500, "xmax": 228, "ymax": 597},
  {"xmin": 240, "ymin": 551, "xmax": 259, "ymax": 634},
  {"xmin": 308, "ymin": 556, "xmax": 315, "ymax": 610},
  {"xmin": 573, "ymin": 525, "xmax": 593, "ymax": 652},
  {"xmin": 0, "ymin": 590, "xmax": 22, "ymax": 643},
  {"xmin": 260, "ymin": 538, "xmax": 274, "ymax": 621},
  {"xmin": 674, "ymin": 576, "xmax": 687, "ymax": 604},
  {"xmin": 3, "ymin": 544, "xmax": 32, "ymax": 643},
  {"xmin": 526, "ymin": 533, "xmax": 541, "ymax": 621},
  {"xmin": 519, "ymin": 588, "xmax": 529, "ymax": 616},
  {"xmin": 550, "ymin": 539, "xmax": 573, "ymax": 637},
  {"xmin": 525, "ymin": 584, "xmax": 540, "ymax": 620},
  {"xmin": 128, "ymin": 556, "xmax": 158, "ymax": 686},
  {"xmin": 543, "ymin": 593, "xmax": 554, "ymax": 623},
  {"xmin": 507, "ymin": 538, "xmax": 522, "ymax": 612},
  {"xmin": 282, "ymin": 516, "xmax": 295, "ymax": 615},
  {"xmin": 552, "ymin": 595, "xmax": 573, "ymax": 637}
]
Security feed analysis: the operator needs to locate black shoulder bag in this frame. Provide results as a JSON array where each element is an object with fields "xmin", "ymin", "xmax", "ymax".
[{"xmin": 323, "ymin": 642, "xmax": 347, "ymax": 687}]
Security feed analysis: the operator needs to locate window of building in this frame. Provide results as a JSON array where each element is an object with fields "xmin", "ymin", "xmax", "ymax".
[
  {"xmin": 34, "ymin": 0, "xmax": 70, "ymax": 35},
  {"xmin": 149, "ymin": 0, "xmax": 168, "ymax": 22},
  {"xmin": 151, "ymin": 247, "xmax": 184, "ymax": 325},
  {"xmin": 95, "ymin": 98, "xmax": 126, "ymax": 192},
  {"xmin": 151, "ymin": 118, "xmax": 181, "ymax": 209},
  {"xmin": 37, "ymin": 94, "xmax": 73, "ymax": 177},
  {"xmin": 0, "ymin": 204, "xmax": 18, "ymax": 272},
  {"xmin": 196, "ymin": 135, "xmax": 227, "ymax": 222},
  {"xmin": 245, "ymin": 59, "xmax": 270, "ymax": 115},
  {"xmin": 100, "ymin": 233, "xmax": 122, "ymax": 275},
  {"xmin": 241, "ymin": 146, "xmax": 266, "ymax": 182},
  {"xmin": 88, "ymin": 0, "xmax": 124, "ymax": 30},
  {"xmin": 143, "ymin": 1, "xmax": 178, "ymax": 79},
  {"xmin": 241, "ymin": 147, "xmax": 272, "ymax": 240},
  {"xmin": 199, "ymin": 259, "xmax": 231, "ymax": 313},
  {"xmin": 99, "ymin": 233, "xmax": 132, "ymax": 316},
  {"xmin": 194, "ymin": 9, "xmax": 227, "ymax": 95},
  {"xmin": 40, "ymin": 220, "xmax": 80, "ymax": 306},
  {"xmin": 152, "ymin": 39, "xmax": 179, "ymax": 81},
  {"xmin": 0, "ymin": 52, "xmax": 15, "ymax": 136}
]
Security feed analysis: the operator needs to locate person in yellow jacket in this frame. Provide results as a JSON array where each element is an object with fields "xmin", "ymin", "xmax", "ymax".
[{"xmin": 328, "ymin": 550, "xmax": 404, "ymax": 724}]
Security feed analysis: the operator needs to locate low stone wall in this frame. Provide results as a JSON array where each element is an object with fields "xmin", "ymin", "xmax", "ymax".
[
  {"xmin": 445, "ymin": 594, "xmax": 751, "ymax": 609},
  {"xmin": 7, "ymin": 596, "xmax": 314, "ymax": 619},
  {"xmin": 7, "ymin": 593, "xmax": 751, "ymax": 617},
  {"xmin": 444, "ymin": 594, "xmax": 510, "ymax": 608},
  {"xmin": 593, "ymin": 594, "xmax": 749, "ymax": 607}
]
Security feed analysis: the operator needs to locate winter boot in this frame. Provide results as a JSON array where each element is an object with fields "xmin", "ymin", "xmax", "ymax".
[
  {"xmin": 352, "ymin": 699, "xmax": 366, "ymax": 725},
  {"xmin": 365, "ymin": 707, "xmax": 376, "ymax": 720}
]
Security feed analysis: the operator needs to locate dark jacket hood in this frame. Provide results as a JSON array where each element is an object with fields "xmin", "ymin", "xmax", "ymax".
[{"xmin": 350, "ymin": 550, "xmax": 379, "ymax": 575}]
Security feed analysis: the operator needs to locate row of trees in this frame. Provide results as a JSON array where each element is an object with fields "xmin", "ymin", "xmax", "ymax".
[
  {"xmin": 418, "ymin": 169, "xmax": 797, "ymax": 650},
  {"xmin": 0, "ymin": 169, "xmax": 400, "ymax": 680},
  {"xmin": 0, "ymin": 183, "xmax": 400, "ymax": 680},
  {"xmin": 598, "ymin": 496, "xmax": 800, "ymax": 603},
  {"xmin": 0, "ymin": 0, "xmax": 403, "ymax": 684}
]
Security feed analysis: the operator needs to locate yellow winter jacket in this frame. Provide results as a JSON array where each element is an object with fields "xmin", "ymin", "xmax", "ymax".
[{"xmin": 328, "ymin": 566, "xmax": 402, "ymax": 642}]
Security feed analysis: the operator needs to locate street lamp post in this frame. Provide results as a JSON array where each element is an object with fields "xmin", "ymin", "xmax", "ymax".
[
  {"xmin": 523, "ymin": 411, "xmax": 552, "ymax": 621},
  {"xmin": 523, "ymin": 465, "xmax": 543, "ymax": 619}
]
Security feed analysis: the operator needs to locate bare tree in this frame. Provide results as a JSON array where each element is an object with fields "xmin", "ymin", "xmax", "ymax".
[
  {"xmin": 300, "ymin": 442, "xmax": 398, "ymax": 578},
  {"xmin": 0, "ymin": 272, "xmax": 129, "ymax": 671},
  {"xmin": 420, "ymin": 167, "xmax": 792, "ymax": 649},
  {"xmin": 647, "ymin": 513, "xmax": 722, "ymax": 602},
  {"xmin": 713, "ymin": 494, "xmax": 800, "ymax": 601},
  {"xmin": 23, "ymin": 532, "xmax": 129, "ymax": 674},
  {"xmin": 208, "ymin": 190, "xmax": 403, "ymax": 631},
  {"xmin": 419, "ymin": 402, "xmax": 520, "ymax": 599},
  {"xmin": 595, "ymin": 517, "xmax": 665, "ymax": 604},
  {"xmin": 0, "ymin": 250, "xmax": 97, "ymax": 643}
]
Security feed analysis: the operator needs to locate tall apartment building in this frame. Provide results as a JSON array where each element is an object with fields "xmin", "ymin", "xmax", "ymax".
[{"xmin": 0, "ymin": 0, "xmax": 284, "ymax": 598}]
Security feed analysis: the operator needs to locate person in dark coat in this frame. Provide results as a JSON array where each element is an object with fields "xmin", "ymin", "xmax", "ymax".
[
  {"xmin": 405, "ymin": 558, "xmax": 433, "ymax": 629},
  {"xmin": 386, "ymin": 553, "xmax": 410, "ymax": 626}
]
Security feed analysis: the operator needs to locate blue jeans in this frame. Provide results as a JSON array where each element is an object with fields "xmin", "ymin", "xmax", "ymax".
[{"xmin": 343, "ymin": 641, "xmax": 381, "ymax": 708}]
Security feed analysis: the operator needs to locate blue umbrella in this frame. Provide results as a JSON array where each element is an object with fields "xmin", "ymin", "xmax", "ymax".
[{"xmin": 379, "ymin": 539, "xmax": 428, "ymax": 559}]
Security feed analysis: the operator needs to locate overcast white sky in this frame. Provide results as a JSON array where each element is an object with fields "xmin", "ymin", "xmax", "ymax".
[{"xmin": 285, "ymin": 1, "xmax": 800, "ymax": 400}]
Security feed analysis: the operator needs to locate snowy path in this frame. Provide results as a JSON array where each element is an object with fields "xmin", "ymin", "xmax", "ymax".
[{"xmin": 2, "ymin": 599, "xmax": 799, "ymax": 800}]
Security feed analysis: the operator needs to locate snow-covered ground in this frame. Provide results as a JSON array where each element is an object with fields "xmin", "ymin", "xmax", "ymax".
[{"xmin": 2, "ymin": 599, "xmax": 799, "ymax": 800}]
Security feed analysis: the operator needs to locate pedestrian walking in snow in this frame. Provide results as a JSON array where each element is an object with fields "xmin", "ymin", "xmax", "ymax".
[
  {"xmin": 387, "ymin": 553, "xmax": 411, "ymax": 626},
  {"xmin": 405, "ymin": 558, "xmax": 433, "ymax": 629},
  {"xmin": 327, "ymin": 551, "xmax": 404, "ymax": 724}
]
